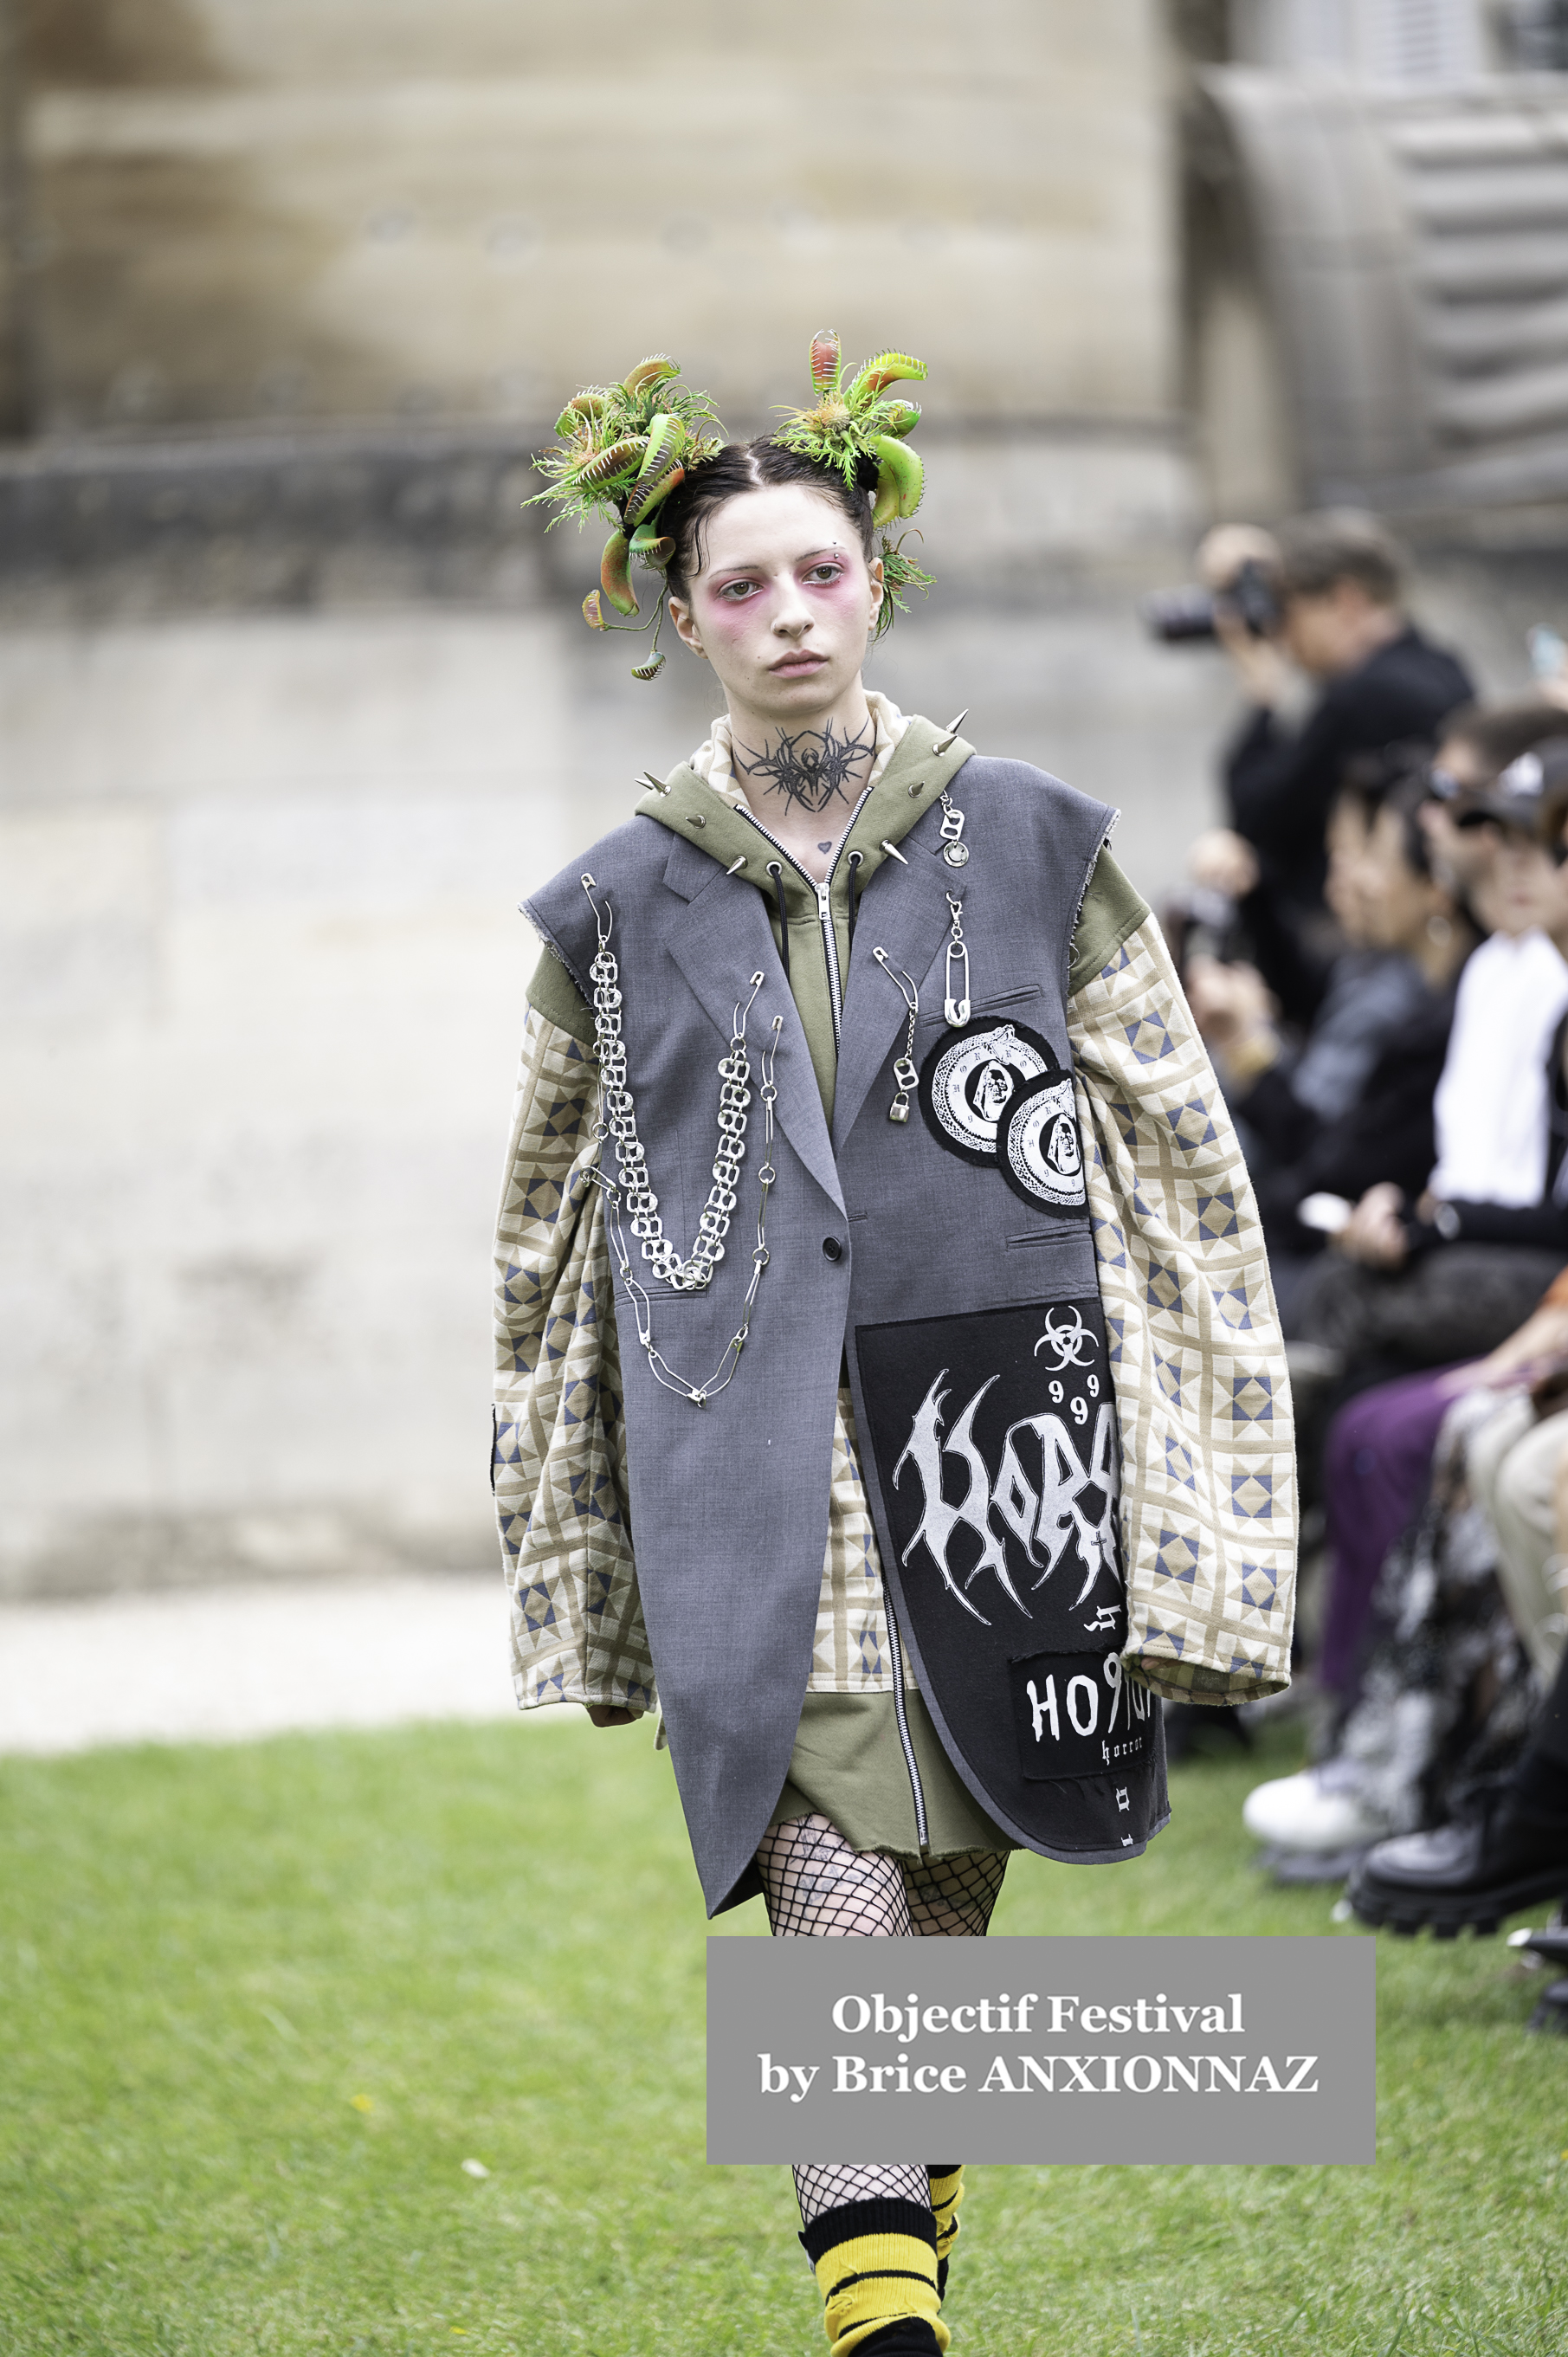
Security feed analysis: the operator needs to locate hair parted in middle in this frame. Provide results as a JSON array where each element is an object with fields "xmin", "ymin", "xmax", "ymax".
[{"xmin": 526, "ymin": 331, "xmax": 934, "ymax": 679}]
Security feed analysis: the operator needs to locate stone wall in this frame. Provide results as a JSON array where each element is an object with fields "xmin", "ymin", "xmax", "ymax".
[
  {"xmin": 16, "ymin": 0, "xmax": 1178, "ymax": 441},
  {"xmin": 0, "ymin": 3, "xmax": 1223, "ymax": 1598}
]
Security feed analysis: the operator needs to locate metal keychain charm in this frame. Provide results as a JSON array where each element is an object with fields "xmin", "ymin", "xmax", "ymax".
[
  {"xmin": 938, "ymin": 789, "xmax": 969, "ymax": 869},
  {"xmin": 944, "ymin": 893, "xmax": 971, "ymax": 1027},
  {"xmin": 873, "ymin": 947, "xmax": 921, "ymax": 1124}
]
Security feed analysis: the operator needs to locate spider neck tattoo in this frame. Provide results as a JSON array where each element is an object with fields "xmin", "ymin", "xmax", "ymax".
[{"xmin": 733, "ymin": 715, "xmax": 876, "ymax": 817}]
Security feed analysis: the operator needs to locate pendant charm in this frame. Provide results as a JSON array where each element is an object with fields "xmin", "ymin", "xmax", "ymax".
[
  {"xmin": 874, "ymin": 948, "xmax": 922, "ymax": 1133},
  {"xmin": 889, "ymin": 1052, "xmax": 919, "ymax": 1122},
  {"xmin": 937, "ymin": 786, "xmax": 969, "ymax": 869},
  {"xmin": 944, "ymin": 894, "xmax": 971, "ymax": 1027}
]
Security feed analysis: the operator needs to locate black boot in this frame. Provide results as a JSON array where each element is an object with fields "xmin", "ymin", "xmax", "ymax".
[{"xmin": 1346, "ymin": 1787, "xmax": 1568, "ymax": 1937}]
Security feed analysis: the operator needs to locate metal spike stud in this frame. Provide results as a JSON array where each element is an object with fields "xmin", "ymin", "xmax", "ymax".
[{"xmin": 932, "ymin": 707, "xmax": 970, "ymax": 756}]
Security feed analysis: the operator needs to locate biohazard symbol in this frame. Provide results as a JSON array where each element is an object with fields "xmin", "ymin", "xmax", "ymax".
[{"xmin": 1033, "ymin": 1305, "xmax": 1094, "ymax": 1371}]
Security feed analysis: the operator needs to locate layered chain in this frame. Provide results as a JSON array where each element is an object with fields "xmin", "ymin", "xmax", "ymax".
[{"xmin": 581, "ymin": 874, "xmax": 781, "ymax": 1406}]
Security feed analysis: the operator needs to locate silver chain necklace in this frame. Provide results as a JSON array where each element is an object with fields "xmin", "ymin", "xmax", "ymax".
[{"xmin": 581, "ymin": 873, "xmax": 781, "ymax": 1407}]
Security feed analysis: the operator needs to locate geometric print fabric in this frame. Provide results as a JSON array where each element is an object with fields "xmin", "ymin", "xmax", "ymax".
[{"xmin": 1068, "ymin": 920, "xmax": 1296, "ymax": 1702}]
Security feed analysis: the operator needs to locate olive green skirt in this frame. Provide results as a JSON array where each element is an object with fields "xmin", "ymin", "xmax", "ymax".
[{"xmin": 768, "ymin": 1689, "xmax": 1019, "ymax": 1860}]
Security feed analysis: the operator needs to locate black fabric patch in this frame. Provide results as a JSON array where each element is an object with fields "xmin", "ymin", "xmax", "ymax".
[
  {"xmin": 854, "ymin": 1298, "xmax": 1165, "ymax": 1856},
  {"xmin": 998, "ymin": 1071, "xmax": 1087, "ymax": 1216},
  {"xmin": 1008, "ymin": 1647, "xmax": 1156, "ymax": 1783},
  {"xmin": 917, "ymin": 1018, "xmax": 1058, "ymax": 1171}
]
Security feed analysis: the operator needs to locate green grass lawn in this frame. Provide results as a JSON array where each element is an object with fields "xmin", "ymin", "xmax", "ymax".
[{"xmin": 1, "ymin": 1713, "xmax": 1564, "ymax": 2356}]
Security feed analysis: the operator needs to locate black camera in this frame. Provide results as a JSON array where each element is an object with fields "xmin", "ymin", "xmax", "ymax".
[{"xmin": 1142, "ymin": 557, "xmax": 1281, "ymax": 645}]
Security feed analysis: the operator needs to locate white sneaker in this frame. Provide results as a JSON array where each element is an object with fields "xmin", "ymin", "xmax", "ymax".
[{"xmin": 1242, "ymin": 1765, "xmax": 1390, "ymax": 1854}]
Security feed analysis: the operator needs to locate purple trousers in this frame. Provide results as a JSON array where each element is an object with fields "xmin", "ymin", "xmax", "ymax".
[{"xmin": 1319, "ymin": 1363, "xmax": 1473, "ymax": 1696}]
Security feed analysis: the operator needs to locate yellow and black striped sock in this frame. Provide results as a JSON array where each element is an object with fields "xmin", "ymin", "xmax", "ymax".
[
  {"xmin": 801, "ymin": 2197, "xmax": 950, "ymax": 2355},
  {"xmin": 926, "ymin": 2166, "xmax": 965, "ymax": 2298}
]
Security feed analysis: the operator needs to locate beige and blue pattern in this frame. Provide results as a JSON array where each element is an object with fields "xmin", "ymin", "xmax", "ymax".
[{"xmin": 1068, "ymin": 920, "xmax": 1295, "ymax": 1702}]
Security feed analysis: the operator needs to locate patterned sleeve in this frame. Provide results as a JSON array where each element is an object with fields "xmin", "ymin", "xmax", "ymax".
[
  {"xmin": 493, "ymin": 1004, "xmax": 655, "ymax": 1714},
  {"xmin": 1068, "ymin": 915, "xmax": 1296, "ymax": 1704}
]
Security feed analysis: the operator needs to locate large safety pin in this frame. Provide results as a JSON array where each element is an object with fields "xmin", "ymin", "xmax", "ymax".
[{"xmin": 581, "ymin": 871, "xmax": 613, "ymax": 950}]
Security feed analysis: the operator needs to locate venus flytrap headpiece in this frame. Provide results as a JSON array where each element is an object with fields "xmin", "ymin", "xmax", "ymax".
[
  {"xmin": 526, "ymin": 354, "xmax": 726, "ymax": 679},
  {"xmin": 528, "ymin": 333, "xmax": 934, "ymax": 678},
  {"xmin": 775, "ymin": 329, "xmax": 935, "ymax": 636}
]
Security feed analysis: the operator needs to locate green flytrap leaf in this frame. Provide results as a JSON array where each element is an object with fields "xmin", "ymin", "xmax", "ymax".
[{"xmin": 529, "ymin": 334, "xmax": 935, "ymax": 675}]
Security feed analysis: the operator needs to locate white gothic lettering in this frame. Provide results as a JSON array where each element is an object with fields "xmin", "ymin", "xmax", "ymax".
[{"xmin": 892, "ymin": 1366, "xmax": 1121, "ymax": 1625}]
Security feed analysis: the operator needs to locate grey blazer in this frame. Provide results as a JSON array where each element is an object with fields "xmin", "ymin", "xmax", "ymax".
[{"xmin": 526, "ymin": 759, "xmax": 1168, "ymax": 1915}]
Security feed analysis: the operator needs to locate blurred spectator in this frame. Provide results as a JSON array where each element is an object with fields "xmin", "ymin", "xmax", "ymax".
[
  {"xmin": 1292, "ymin": 748, "xmax": 1568, "ymax": 1380},
  {"xmin": 1191, "ymin": 760, "xmax": 1477, "ymax": 1323},
  {"xmin": 1245, "ymin": 1378, "xmax": 1546, "ymax": 1866},
  {"xmin": 1424, "ymin": 700, "xmax": 1568, "ymax": 907},
  {"xmin": 1190, "ymin": 511, "xmax": 1473, "ymax": 1025},
  {"xmin": 1344, "ymin": 1349, "xmax": 1568, "ymax": 1930}
]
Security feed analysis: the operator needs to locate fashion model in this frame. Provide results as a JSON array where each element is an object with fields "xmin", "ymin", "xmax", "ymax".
[{"xmin": 494, "ymin": 338, "xmax": 1297, "ymax": 2354}]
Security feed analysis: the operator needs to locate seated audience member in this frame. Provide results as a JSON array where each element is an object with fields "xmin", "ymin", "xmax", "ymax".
[
  {"xmin": 1423, "ymin": 699, "xmax": 1568, "ymax": 919},
  {"xmin": 1346, "ymin": 1645, "xmax": 1568, "ymax": 1930},
  {"xmin": 1278, "ymin": 752, "xmax": 1568, "ymax": 1699},
  {"xmin": 1189, "ymin": 511, "xmax": 1473, "ymax": 1024},
  {"xmin": 1293, "ymin": 746, "xmax": 1568, "ymax": 1379},
  {"xmin": 1247, "ymin": 1277, "xmax": 1568, "ymax": 1858},
  {"xmin": 1191, "ymin": 762, "xmax": 1476, "ymax": 1323},
  {"xmin": 1345, "ymin": 1362, "xmax": 1568, "ymax": 1930},
  {"xmin": 1245, "ymin": 1368, "xmax": 1553, "ymax": 1865}
]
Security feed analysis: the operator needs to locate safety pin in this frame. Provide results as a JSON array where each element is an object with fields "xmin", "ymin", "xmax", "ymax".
[
  {"xmin": 581, "ymin": 872, "xmax": 613, "ymax": 949},
  {"xmin": 732, "ymin": 971, "xmax": 766, "ymax": 1042}
]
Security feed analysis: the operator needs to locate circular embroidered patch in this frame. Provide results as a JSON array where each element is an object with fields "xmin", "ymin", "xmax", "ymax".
[
  {"xmin": 918, "ymin": 1018, "xmax": 1056, "ymax": 1168},
  {"xmin": 1000, "ymin": 1070, "xmax": 1087, "ymax": 1212}
]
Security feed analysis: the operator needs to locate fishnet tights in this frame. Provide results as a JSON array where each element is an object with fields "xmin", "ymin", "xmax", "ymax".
[{"xmin": 753, "ymin": 1812, "xmax": 1007, "ymax": 2227}]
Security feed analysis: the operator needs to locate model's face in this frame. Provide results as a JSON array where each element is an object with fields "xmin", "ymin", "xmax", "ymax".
[{"xmin": 668, "ymin": 483, "xmax": 883, "ymax": 726}]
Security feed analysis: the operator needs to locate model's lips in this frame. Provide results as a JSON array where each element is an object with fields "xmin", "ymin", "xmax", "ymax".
[{"xmin": 771, "ymin": 651, "xmax": 827, "ymax": 675}]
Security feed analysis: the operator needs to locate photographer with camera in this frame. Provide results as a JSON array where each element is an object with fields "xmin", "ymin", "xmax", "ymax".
[{"xmin": 1156, "ymin": 512, "xmax": 1474, "ymax": 1027}]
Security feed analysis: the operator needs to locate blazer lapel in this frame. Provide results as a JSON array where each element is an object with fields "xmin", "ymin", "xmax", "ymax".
[
  {"xmin": 660, "ymin": 843, "xmax": 846, "ymax": 1217},
  {"xmin": 833, "ymin": 830, "xmax": 955, "ymax": 1153}
]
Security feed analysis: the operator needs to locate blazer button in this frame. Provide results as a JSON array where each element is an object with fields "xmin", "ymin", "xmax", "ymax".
[{"xmin": 822, "ymin": 1236, "xmax": 844, "ymax": 1262}]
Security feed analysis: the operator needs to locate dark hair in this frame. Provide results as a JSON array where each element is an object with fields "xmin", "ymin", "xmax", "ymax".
[
  {"xmin": 1277, "ymin": 508, "xmax": 1406, "ymax": 606},
  {"xmin": 1375, "ymin": 770, "xmax": 1442, "ymax": 881},
  {"xmin": 1439, "ymin": 699, "xmax": 1568, "ymax": 782},
  {"xmin": 1337, "ymin": 745, "xmax": 1437, "ymax": 876},
  {"xmin": 659, "ymin": 435, "xmax": 876, "ymax": 606}
]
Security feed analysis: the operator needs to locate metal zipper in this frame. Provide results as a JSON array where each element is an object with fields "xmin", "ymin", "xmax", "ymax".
[
  {"xmin": 738, "ymin": 790, "xmax": 870, "ymax": 1049},
  {"xmin": 736, "ymin": 790, "xmax": 929, "ymax": 1846}
]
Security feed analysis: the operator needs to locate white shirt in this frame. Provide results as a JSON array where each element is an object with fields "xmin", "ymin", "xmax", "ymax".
[{"xmin": 1429, "ymin": 927, "xmax": 1568, "ymax": 1205}]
